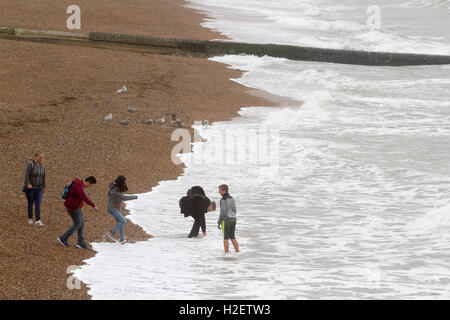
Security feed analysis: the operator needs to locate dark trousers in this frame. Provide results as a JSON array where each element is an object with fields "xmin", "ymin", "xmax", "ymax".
[
  {"xmin": 60, "ymin": 207, "xmax": 85, "ymax": 245},
  {"xmin": 25, "ymin": 188, "xmax": 43, "ymax": 221},
  {"xmin": 188, "ymin": 213, "xmax": 205, "ymax": 238}
]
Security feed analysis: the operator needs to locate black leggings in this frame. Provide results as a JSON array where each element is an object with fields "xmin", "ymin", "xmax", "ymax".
[{"xmin": 188, "ymin": 213, "xmax": 206, "ymax": 238}]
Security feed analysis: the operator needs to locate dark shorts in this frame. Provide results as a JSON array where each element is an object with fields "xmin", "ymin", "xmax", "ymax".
[{"xmin": 221, "ymin": 219, "xmax": 236, "ymax": 240}]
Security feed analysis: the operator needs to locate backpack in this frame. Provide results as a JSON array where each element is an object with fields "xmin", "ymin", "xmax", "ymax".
[
  {"xmin": 179, "ymin": 186, "xmax": 209, "ymax": 218},
  {"xmin": 189, "ymin": 186, "xmax": 205, "ymax": 197},
  {"xmin": 62, "ymin": 182, "xmax": 73, "ymax": 200},
  {"xmin": 179, "ymin": 195, "xmax": 195, "ymax": 218}
]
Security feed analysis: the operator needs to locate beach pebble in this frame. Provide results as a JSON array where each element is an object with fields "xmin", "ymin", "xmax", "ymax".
[{"xmin": 118, "ymin": 120, "xmax": 130, "ymax": 125}]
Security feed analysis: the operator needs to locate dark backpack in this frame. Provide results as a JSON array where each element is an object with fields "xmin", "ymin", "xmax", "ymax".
[
  {"xmin": 179, "ymin": 195, "xmax": 195, "ymax": 218},
  {"xmin": 179, "ymin": 186, "xmax": 209, "ymax": 218},
  {"xmin": 62, "ymin": 182, "xmax": 73, "ymax": 200},
  {"xmin": 189, "ymin": 186, "xmax": 205, "ymax": 197}
]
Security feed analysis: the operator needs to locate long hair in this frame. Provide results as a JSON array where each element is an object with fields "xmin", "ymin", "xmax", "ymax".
[{"xmin": 114, "ymin": 175, "xmax": 128, "ymax": 192}]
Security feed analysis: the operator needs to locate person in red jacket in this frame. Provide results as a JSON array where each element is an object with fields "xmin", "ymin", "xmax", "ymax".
[{"xmin": 57, "ymin": 176, "xmax": 98, "ymax": 249}]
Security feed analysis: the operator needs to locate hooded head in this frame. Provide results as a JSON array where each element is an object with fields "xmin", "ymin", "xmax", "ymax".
[{"xmin": 114, "ymin": 175, "xmax": 128, "ymax": 192}]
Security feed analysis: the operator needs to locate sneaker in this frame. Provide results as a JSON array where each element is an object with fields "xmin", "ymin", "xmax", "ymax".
[
  {"xmin": 28, "ymin": 219, "xmax": 34, "ymax": 225},
  {"xmin": 57, "ymin": 237, "xmax": 69, "ymax": 247},
  {"xmin": 75, "ymin": 243, "xmax": 89, "ymax": 250},
  {"xmin": 35, "ymin": 220, "xmax": 44, "ymax": 226},
  {"xmin": 119, "ymin": 240, "xmax": 126, "ymax": 245},
  {"xmin": 106, "ymin": 231, "xmax": 118, "ymax": 242}
]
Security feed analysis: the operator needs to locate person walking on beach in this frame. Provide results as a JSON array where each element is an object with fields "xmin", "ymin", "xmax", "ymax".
[
  {"xmin": 23, "ymin": 153, "xmax": 46, "ymax": 226},
  {"xmin": 106, "ymin": 175, "xmax": 137, "ymax": 244},
  {"xmin": 217, "ymin": 184, "xmax": 239, "ymax": 253},
  {"xmin": 57, "ymin": 176, "xmax": 98, "ymax": 249},
  {"xmin": 184, "ymin": 186, "xmax": 216, "ymax": 238}
]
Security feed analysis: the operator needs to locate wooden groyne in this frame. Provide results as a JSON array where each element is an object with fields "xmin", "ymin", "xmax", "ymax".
[
  {"xmin": 2, "ymin": 26, "xmax": 450, "ymax": 66},
  {"xmin": 89, "ymin": 31, "xmax": 450, "ymax": 66}
]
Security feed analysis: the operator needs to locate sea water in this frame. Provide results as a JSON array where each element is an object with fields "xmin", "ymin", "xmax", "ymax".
[{"xmin": 74, "ymin": 0, "xmax": 450, "ymax": 299}]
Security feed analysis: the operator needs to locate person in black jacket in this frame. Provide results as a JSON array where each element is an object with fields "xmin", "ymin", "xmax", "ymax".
[{"xmin": 181, "ymin": 186, "xmax": 216, "ymax": 238}]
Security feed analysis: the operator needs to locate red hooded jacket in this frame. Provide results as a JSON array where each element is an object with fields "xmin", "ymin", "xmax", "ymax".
[{"xmin": 64, "ymin": 179, "xmax": 96, "ymax": 213}]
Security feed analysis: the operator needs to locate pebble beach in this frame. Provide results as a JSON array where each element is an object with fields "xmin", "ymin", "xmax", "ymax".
[{"xmin": 0, "ymin": 0, "xmax": 271, "ymax": 299}]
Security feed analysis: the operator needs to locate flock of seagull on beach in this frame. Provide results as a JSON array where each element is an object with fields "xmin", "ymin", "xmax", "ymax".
[{"xmin": 102, "ymin": 86, "xmax": 209, "ymax": 128}]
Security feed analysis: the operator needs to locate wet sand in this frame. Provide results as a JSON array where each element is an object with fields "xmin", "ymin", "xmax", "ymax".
[{"xmin": 0, "ymin": 0, "xmax": 271, "ymax": 299}]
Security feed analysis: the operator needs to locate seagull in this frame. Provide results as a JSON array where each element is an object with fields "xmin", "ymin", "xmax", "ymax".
[
  {"xmin": 127, "ymin": 105, "xmax": 137, "ymax": 113},
  {"xmin": 154, "ymin": 117, "xmax": 165, "ymax": 124},
  {"xmin": 170, "ymin": 114, "xmax": 184, "ymax": 127},
  {"xmin": 117, "ymin": 86, "xmax": 127, "ymax": 94},
  {"xmin": 104, "ymin": 114, "xmax": 113, "ymax": 121},
  {"xmin": 118, "ymin": 119, "xmax": 130, "ymax": 125},
  {"xmin": 141, "ymin": 119, "xmax": 154, "ymax": 125},
  {"xmin": 173, "ymin": 119, "xmax": 185, "ymax": 128}
]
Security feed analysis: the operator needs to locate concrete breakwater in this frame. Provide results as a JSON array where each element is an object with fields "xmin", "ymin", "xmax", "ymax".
[{"xmin": 2, "ymin": 26, "xmax": 450, "ymax": 66}]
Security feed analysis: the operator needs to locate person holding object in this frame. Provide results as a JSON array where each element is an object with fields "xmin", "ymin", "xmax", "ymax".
[
  {"xmin": 106, "ymin": 175, "xmax": 137, "ymax": 244},
  {"xmin": 217, "ymin": 184, "xmax": 239, "ymax": 253},
  {"xmin": 23, "ymin": 153, "xmax": 46, "ymax": 226},
  {"xmin": 57, "ymin": 176, "xmax": 98, "ymax": 249}
]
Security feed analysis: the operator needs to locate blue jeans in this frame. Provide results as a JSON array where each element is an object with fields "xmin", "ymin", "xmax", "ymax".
[
  {"xmin": 25, "ymin": 188, "xmax": 43, "ymax": 221},
  {"xmin": 60, "ymin": 208, "xmax": 85, "ymax": 245},
  {"xmin": 108, "ymin": 210, "xmax": 127, "ymax": 242}
]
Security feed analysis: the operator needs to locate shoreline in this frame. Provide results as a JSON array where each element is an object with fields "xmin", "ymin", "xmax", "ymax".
[{"xmin": 0, "ymin": 0, "xmax": 272, "ymax": 299}]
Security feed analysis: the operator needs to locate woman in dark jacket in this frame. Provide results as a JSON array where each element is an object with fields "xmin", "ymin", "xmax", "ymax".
[
  {"xmin": 23, "ymin": 153, "xmax": 46, "ymax": 226},
  {"xmin": 106, "ymin": 175, "xmax": 137, "ymax": 244}
]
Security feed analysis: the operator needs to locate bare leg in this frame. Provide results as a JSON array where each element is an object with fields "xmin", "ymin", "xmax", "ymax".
[
  {"xmin": 223, "ymin": 240, "xmax": 229, "ymax": 253},
  {"xmin": 231, "ymin": 239, "xmax": 239, "ymax": 253}
]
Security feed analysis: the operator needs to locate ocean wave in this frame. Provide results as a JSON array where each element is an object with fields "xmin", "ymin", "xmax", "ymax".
[{"xmin": 188, "ymin": 0, "xmax": 450, "ymax": 55}]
